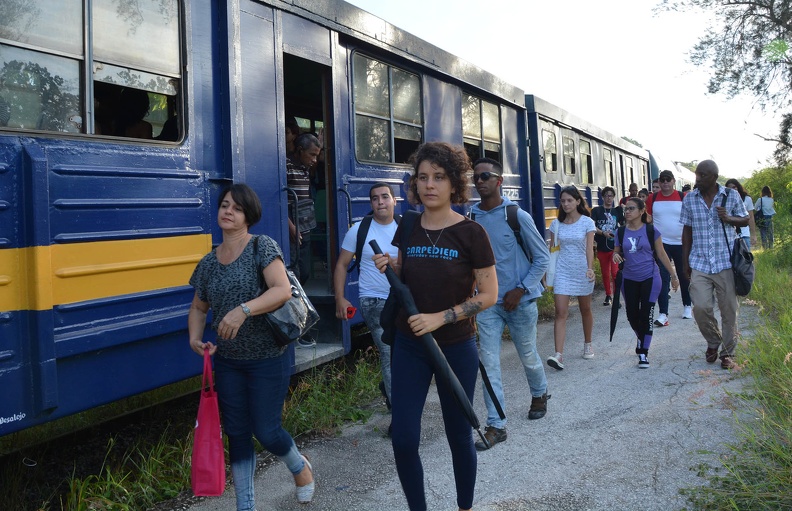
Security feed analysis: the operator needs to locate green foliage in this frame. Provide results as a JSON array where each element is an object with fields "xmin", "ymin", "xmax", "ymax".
[{"xmin": 681, "ymin": 245, "xmax": 792, "ymax": 509}]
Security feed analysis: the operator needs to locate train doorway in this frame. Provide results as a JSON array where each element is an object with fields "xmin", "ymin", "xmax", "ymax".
[{"xmin": 283, "ymin": 53, "xmax": 344, "ymax": 365}]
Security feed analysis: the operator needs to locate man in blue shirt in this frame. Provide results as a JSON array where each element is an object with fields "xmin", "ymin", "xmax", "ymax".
[
  {"xmin": 470, "ymin": 158, "xmax": 550, "ymax": 450},
  {"xmin": 681, "ymin": 160, "xmax": 748, "ymax": 370}
]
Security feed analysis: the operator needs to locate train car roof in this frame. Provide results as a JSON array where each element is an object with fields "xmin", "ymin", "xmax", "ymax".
[
  {"xmin": 526, "ymin": 95, "xmax": 648, "ymax": 158},
  {"xmin": 267, "ymin": 0, "xmax": 526, "ymax": 108}
]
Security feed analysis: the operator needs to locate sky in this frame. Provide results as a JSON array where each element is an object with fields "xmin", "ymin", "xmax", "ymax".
[{"xmin": 346, "ymin": 0, "xmax": 779, "ymax": 179}]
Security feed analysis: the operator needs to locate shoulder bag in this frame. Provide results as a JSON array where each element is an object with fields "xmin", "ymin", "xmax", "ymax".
[
  {"xmin": 720, "ymin": 193, "xmax": 755, "ymax": 296},
  {"xmin": 253, "ymin": 236, "xmax": 320, "ymax": 346},
  {"xmin": 191, "ymin": 349, "xmax": 226, "ymax": 496},
  {"xmin": 545, "ymin": 221, "xmax": 560, "ymax": 289}
]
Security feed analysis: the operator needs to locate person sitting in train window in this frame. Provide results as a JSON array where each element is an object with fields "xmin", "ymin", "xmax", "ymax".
[
  {"xmin": 619, "ymin": 183, "xmax": 639, "ymax": 206},
  {"xmin": 155, "ymin": 114, "xmax": 179, "ymax": 141},
  {"xmin": 652, "ymin": 178, "xmax": 660, "ymax": 194},
  {"xmin": 115, "ymin": 87, "xmax": 153, "ymax": 139},
  {"xmin": 638, "ymin": 188, "xmax": 649, "ymax": 202}
]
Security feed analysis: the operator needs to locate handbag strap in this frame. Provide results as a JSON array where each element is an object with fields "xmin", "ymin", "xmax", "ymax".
[
  {"xmin": 720, "ymin": 192, "xmax": 735, "ymax": 260},
  {"xmin": 202, "ymin": 349, "xmax": 215, "ymax": 393}
]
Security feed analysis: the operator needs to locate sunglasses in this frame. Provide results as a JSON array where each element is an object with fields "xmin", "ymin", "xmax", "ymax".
[
  {"xmin": 659, "ymin": 177, "xmax": 673, "ymax": 182},
  {"xmin": 624, "ymin": 206, "xmax": 640, "ymax": 212},
  {"xmin": 472, "ymin": 171, "xmax": 500, "ymax": 182}
]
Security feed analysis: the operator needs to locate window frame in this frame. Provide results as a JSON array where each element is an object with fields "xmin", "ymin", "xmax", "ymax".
[
  {"xmin": 562, "ymin": 135, "xmax": 575, "ymax": 176},
  {"xmin": 603, "ymin": 147, "xmax": 614, "ymax": 186},
  {"xmin": 0, "ymin": 0, "xmax": 183, "ymax": 143},
  {"xmin": 580, "ymin": 139, "xmax": 593, "ymax": 184},
  {"xmin": 461, "ymin": 92, "xmax": 501, "ymax": 163},
  {"xmin": 542, "ymin": 129, "xmax": 557, "ymax": 173},
  {"xmin": 351, "ymin": 51, "xmax": 423, "ymax": 165}
]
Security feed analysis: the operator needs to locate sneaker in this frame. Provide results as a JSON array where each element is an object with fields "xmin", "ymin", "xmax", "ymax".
[
  {"xmin": 528, "ymin": 393, "xmax": 550, "ymax": 420},
  {"xmin": 475, "ymin": 426, "xmax": 507, "ymax": 451},
  {"xmin": 683, "ymin": 306, "xmax": 693, "ymax": 319},
  {"xmin": 705, "ymin": 348, "xmax": 719, "ymax": 363},
  {"xmin": 547, "ymin": 352, "xmax": 564, "ymax": 370},
  {"xmin": 297, "ymin": 335, "xmax": 316, "ymax": 348},
  {"xmin": 582, "ymin": 342, "xmax": 594, "ymax": 359},
  {"xmin": 638, "ymin": 354, "xmax": 650, "ymax": 368},
  {"xmin": 721, "ymin": 356, "xmax": 737, "ymax": 370},
  {"xmin": 603, "ymin": 295, "xmax": 612, "ymax": 306},
  {"xmin": 654, "ymin": 313, "xmax": 669, "ymax": 327}
]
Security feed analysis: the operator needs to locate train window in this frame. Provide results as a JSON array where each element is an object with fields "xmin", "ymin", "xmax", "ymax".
[
  {"xmin": 563, "ymin": 136, "xmax": 576, "ymax": 176},
  {"xmin": 353, "ymin": 53, "xmax": 422, "ymax": 164},
  {"xmin": 625, "ymin": 156, "xmax": 635, "ymax": 185},
  {"xmin": 0, "ymin": 0, "xmax": 181, "ymax": 141},
  {"xmin": 542, "ymin": 130, "xmax": 557, "ymax": 173},
  {"xmin": 639, "ymin": 161, "xmax": 648, "ymax": 188},
  {"xmin": 462, "ymin": 93, "xmax": 500, "ymax": 162},
  {"xmin": 580, "ymin": 140, "xmax": 593, "ymax": 184},
  {"xmin": 603, "ymin": 147, "xmax": 614, "ymax": 186}
]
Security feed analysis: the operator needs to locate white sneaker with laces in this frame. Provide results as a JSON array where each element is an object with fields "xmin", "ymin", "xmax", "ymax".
[
  {"xmin": 583, "ymin": 342, "xmax": 594, "ymax": 359},
  {"xmin": 683, "ymin": 306, "xmax": 693, "ymax": 319},
  {"xmin": 547, "ymin": 352, "xmax": 564, "ymax": 370},
  {"xmin": 654, "ymin": 313, "xmax": 669, "ymax": 327}
]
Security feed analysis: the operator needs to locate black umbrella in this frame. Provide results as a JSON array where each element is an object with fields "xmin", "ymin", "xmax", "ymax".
[
  {"xmin": 610, "ymin": 264, "xmax": 624, "ymax": 342},
  {"xmin": 369, "ymin": 240, "xmax": 490, "ymax": 448}
]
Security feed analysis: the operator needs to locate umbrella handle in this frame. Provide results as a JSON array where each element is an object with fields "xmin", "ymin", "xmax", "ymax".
[{"xmin": 476, "ymin": 427, "xmax": 490, "ymax": 449}]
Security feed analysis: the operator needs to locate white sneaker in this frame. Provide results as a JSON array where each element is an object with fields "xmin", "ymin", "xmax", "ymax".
[
  {"xmin": 654, "ymin": 313, "xmax": 669, "ymax": 327},
  {"xmin": 547, "ymin": 352, "xmax": 564, "ymax": 370},
  {"xmin": 582, "ymin": 342, "xmax": 594, "ymax": 359},
  {"xmin": 683, "ymin": 306, "xmax": 693, "ymax": 319}
]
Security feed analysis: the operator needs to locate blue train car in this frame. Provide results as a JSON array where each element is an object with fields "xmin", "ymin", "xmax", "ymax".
[
  {"xmin": 0, "ymin": 0, "xmax": 532, "ymax": 436},
  {"xmin": 526, "ymin": 95, "xmax": 649, "ymax": 232}
]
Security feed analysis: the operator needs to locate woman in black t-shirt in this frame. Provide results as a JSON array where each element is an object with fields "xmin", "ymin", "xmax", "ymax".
[
  {"xmin": 374, "ymin": 142, "xmax": 497, "ymax": 511},
  {"xmin": 591, "ymin": 186, "xmax": 625, "ymax": 306}
]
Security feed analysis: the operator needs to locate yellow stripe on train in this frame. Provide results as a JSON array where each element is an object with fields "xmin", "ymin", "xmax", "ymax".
[{"xmin": 0, "ymin": 234, "xmax": 213, "ymax": 312}]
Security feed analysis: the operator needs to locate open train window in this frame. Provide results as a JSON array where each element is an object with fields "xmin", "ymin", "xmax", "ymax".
[
  {"xmin": 0, "ymin": 0, "xmax": 181, "ymax": 141},
  {"xmin": 603, "ymin": 147, "xmax": 614, "ymax": 186},
  {"xmin": 625, "ymin": 156, "xmax": 635, "ymax": 186},
  {"xmin": 580, "ymin": 140, "xmax": 593, "ymax": 183},
  {"xmin": 462, "ymin": 94, "xmax": 500, "ymax": 162},
  {"xmin": 563, "ymin": 136, "xmax": 576, "ymax": 176},
  {"xmin": 542, "ymin": 130, "xmax": 557, "ymax": 173},
  {"xmin": 352, "ymin": 53, "xmax": 422, "ymax": 164}
]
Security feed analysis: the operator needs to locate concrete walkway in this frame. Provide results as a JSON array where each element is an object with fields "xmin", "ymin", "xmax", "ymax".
[{"xmin": 183, "ymin": 290, "xmax": 754, "ymax": 511}]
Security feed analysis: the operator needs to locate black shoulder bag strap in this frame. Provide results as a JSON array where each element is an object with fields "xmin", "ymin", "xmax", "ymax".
[{"xmin": 720, "ymin": 191, "xmax": 736, "ymax": 258}]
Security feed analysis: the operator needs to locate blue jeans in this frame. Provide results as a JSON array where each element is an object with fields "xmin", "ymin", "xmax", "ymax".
[
  {"xmin": 214, "ymin": 355, "xmax": 305, "ymax": 511},
  {"xmin": 476, "ymin": 300, "xmax": 546, "ymax": 429},
  {"xmin": 760, "ymin": 218, "xmax": 774, "ymax": 249},
  {"xmin": 391, "ymin": 333, "xmax": 478, "ymax": 511},
  {"xmin": 360, "ymin": 297, "xmax": 392, "ymax": 400},
  {"xmin": 657, "ymin": 243, "xmax": 691, "ymax": 315}
]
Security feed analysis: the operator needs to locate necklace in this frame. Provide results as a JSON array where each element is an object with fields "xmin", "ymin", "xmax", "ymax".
[{"xmin": 424, "ymin": 216, "xmax": 451, "ymax": 249}]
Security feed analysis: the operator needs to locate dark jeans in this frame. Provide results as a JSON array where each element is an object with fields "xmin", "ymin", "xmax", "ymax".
[
  {"xmin": 289, "ymin": 232, "xmax": 312, "ymax": 284},
  {"xmin": 390, "ymin": 333, "xmax": 478, "ymax": 511},
  {"xmin": 657, "ymin": 243, "xmax": 691, "ymax": 314}
]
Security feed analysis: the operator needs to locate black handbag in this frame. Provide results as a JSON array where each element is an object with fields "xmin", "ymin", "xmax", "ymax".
[
  {"xmin": 721, "ymin": 194, "xmax": 755, "ymax": 297},
  {"xmin": 253, "ymin": 236, "xmax": 320, "ymax": 346}
]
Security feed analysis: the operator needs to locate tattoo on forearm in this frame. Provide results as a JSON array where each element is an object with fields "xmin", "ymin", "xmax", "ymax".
[
  {"xmin": 460, "ymin": 300, "xmax": 483, "ymax": 319},
  {"xmin": 443, "ymin": 309, "xmax": 456, "ymax": 324}
]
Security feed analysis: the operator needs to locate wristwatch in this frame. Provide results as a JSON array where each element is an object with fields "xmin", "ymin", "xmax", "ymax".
[{"xmin": 240, "ymin": 303, "xmax": 251, "ymax": 317}]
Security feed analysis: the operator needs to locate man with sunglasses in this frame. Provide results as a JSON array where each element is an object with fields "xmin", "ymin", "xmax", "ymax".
[
  {"xmin": 646, "ymin": 169, "xmax": 693, "ymax": 326},
  {"xmin": 469, "ymin": 158, "xmax": 550, "ymax": 451}
]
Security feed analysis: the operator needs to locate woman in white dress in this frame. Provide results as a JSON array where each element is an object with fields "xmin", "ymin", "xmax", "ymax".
[{"xmin": 547, "ymin": 186, "xmax": 596, "ymax": 370}]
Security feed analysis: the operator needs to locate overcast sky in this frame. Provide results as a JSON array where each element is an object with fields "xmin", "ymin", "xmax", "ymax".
[{"xmin": 346, "ymin": 0, "xmax": 778, "ymax": 179}]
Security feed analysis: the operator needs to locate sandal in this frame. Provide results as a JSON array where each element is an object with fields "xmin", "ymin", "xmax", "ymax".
[{"xmin": 295, "ymin": 455, "xmax": 315, "ymax": 504}]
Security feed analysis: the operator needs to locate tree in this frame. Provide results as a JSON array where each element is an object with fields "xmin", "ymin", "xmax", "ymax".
[{"xmin": 659, "ymin": 0, "xmax": 792, "ymax": 165}]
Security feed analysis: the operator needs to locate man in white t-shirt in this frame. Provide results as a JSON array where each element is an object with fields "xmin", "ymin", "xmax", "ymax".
[
  {"xmin": 334, "ymin": 183, "xmax": 398, "ymax": 412},
  {"xmin": 646, "ymin": 169, "xmax": 693, "ymax": 325}
]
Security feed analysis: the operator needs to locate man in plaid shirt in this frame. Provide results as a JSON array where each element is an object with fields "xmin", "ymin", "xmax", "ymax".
[{"xmin": 680, "ymin": 160, "xmax": 748, "ymax": 370}]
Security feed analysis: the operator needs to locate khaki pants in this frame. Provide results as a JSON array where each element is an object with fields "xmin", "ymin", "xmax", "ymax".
[{"xmin": 689, "ymin": 269, "xmax": 739, "ymax": 357}]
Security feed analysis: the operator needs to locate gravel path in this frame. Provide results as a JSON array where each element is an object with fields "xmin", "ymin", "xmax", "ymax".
[{"xmin": 175, "ymin": 290, "xmax": 755, "ymax": 511}]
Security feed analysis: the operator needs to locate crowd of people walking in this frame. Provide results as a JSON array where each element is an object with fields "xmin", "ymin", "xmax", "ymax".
[{"xmin": 188, "ymin": 145, "xmax": 765, "ymax": 510}]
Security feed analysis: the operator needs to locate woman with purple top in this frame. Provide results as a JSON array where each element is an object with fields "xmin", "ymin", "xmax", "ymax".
[{"xmin": 612, "ymin": 197, "xmax": 678, "ymax": 368}]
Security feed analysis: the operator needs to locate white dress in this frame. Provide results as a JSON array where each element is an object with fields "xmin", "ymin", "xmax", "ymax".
[{"xmin": 552, "ymin": 216, "xmax": 596, "ymax": 296}]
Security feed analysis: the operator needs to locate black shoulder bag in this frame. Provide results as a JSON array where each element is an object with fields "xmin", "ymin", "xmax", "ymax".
[{"xmin": 720, "ymin": 192, "xmax": 755, "ymax": 296}]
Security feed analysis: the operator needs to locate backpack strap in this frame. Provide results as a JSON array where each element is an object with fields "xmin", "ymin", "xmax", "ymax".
[
  {"xmin": 506, "ymin": 205, "xmax": 531, "ymax": 262},
  {"xmin": 347, "ymin": 213, "xmax": 402, "ymax": 274}
]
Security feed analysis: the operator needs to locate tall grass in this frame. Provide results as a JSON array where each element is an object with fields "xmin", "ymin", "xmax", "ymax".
[
  {"xmin": 681, "ymin": 234, "xmax": 792, "ymax": 509},
  {"xmin": 0, "ymin": 349, "xmax": 382, "ymax": 511}
]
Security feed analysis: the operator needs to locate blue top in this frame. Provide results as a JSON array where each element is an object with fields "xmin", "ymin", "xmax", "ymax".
[
  {"xmin": 469, "ymin": 197, "xmax": 549, "ymax": 302},
  {"xmin": 615, "ymin": 224, "xmax": 661, "ymax": 282}
]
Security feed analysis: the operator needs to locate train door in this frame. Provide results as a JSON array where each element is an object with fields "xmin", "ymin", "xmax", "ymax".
[{"xmin": 280, "ymin": 29, "xmax": 347, "ymax": 368}]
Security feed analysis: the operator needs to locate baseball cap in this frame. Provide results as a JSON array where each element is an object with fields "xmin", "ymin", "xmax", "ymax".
[{"xmin": 659, "ymin": 170, "xmax": 675, "ymax": 180}]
